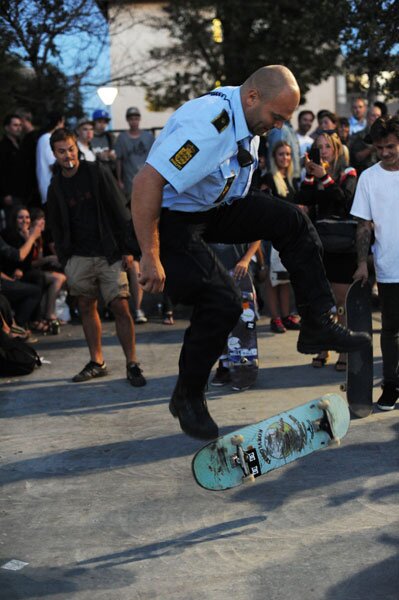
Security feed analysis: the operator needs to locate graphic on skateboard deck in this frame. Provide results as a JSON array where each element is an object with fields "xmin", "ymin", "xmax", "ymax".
[
  {"xmin": 227, "ymin": 271, "xmax": 258, "ymax": 391},
  {"xmin": 192, "ymin": 393, "xmax": 350, "ymax": 491},
  {"xmin": 341, "ymin": 280, "xmax": 373, "ymax": 418}
]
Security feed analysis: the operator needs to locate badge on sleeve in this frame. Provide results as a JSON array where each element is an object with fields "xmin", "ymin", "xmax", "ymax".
[
  {"xmin": 211, "ymin": 109, "xmax": 230, "ymax": 133},
  {"xmin": 169, "ymin": 140, "xmax": 199, "ymax": 170}
]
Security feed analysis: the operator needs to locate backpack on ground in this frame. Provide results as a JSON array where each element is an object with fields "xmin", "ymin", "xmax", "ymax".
[{"xmin": 0, "ymin": 330, "xmax": 42, "ymax": 377}]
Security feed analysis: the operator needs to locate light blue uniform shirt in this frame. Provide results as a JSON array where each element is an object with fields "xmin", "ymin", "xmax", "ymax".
[{"xmin": 146, "ymin": 86, "xmax": 259, "ymax": 212}]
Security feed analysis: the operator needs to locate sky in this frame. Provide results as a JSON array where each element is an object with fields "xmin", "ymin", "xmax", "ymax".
[{"xmin": 57, "ymin": 28, "xmax": 112, "ymax": 118}]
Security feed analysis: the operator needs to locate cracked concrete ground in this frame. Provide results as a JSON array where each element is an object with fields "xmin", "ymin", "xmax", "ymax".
[{"xmin": 1, "ymin": 307, "xmax": 398, "ymax": 600}]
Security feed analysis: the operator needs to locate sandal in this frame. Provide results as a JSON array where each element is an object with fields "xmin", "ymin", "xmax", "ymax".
[
  {"xmin": 30, "ymin": 320, "xmax": 50, "ymax": 334},
  {"xmin": 10, "ymin": 329, "xmax": 30, "ymax": 341},
  {"xmin": 312, "ymin": 352, "xmax": 330, "ymax": 368},
  {"xmin": 335, "ymin": 360, "xmax": 347, "ymax": 372},
  {"xmin": 10, "ymin": 323, "xmax": 29, "ymax": 336},
  {"xmin": 162, "ymin": 312, "xmax": 174, "ymax": 325}
]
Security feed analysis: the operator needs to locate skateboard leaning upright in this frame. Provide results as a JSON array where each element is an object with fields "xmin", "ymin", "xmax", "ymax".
[
  {"xmin": 227, "ymin": 271, "xmax": 258, "ymax": 391},
  {"xmin": 192, "ymin": 393, "xmax": 350, "ymax": 491},
  {"xmin": 342, "ymin": 279, "xmax": 373, "ymax": 418}
]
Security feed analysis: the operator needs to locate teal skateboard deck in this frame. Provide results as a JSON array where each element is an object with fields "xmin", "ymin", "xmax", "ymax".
[
  {"xmin": 227, "ymin": 271, "xmax": 258, "ymax": 391},
  {"xmin": 192, "ymin": 393, "xmax": 350, "ymax": 491}
]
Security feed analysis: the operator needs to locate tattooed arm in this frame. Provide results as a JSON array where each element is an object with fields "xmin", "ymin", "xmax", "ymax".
[{"xmin": 352, "ymin": 218, "xmax": 373, "ymax": 284}]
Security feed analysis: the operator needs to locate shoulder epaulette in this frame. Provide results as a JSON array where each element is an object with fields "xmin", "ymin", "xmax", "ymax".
[{"xmin": 211, "ymin": 109, "xmax": 230, "ymax": 134}]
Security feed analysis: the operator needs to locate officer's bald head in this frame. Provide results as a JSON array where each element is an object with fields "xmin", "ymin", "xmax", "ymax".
[
  {"xmin": 241, "ymin": 65, "xmax": 300, "ymax": 136},
  {"xmin": 242, "ymin": 65, "xmax": 299, "ymax": 102}
]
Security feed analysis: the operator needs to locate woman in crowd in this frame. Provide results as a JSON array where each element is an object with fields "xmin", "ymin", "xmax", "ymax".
[
  {"xmin": 296, "ymin": 132, "xmax": 357, "ymax": 370},
  {"xmin": 319, "ymin": 112, "xmax": 350, "ymax": 165},
  {"xmin": 3, "ymin": 206, "xmax": 65, "ymax": 333},
  {"xmin": 260, "ymin": 141, "xmax": 301, "ymax": 333},
  {"xmin": 2, "ymin": 206, "xmax": 46, "ymax": 331},
  {"xmin": 29, "ymin": 207, "xmax": 67, "ymax": 331}
]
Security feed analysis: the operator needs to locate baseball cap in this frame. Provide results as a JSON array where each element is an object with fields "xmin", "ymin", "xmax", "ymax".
[
  {"xmin": 76, "ymin": 116, "xmax": 93, "ymax": 128},
  {"xmin": 92, "ymin": 109, "xmax": 110, "ymax": 121},
  {"xmin": 126, "ymin": 107, "xmax": 141, "ymax": 118}
]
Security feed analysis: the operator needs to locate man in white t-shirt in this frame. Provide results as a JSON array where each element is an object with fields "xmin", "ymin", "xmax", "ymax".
[
  {"xmin": 351, "ymin": 116, "xmax": 399, "ymax": 411},
  {"xmin": 36, "ymin": 112, "xmax": 65, "ymax": 204}
]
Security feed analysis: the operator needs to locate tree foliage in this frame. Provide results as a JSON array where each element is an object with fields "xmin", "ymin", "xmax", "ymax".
[
  {"xmin": 144, "ymin": 0, "xmax": 349, "ymax": 110},
  {"xmin": 0, "ymin": 0, "xmax": 107, "ymax": 124},
  {"xmin": 340, "ymin": 0, "xmax": 399, "ymax": 102},
  {"xmin": 1, "ymin": 0, "xmax": 398, "ymax": 120}
]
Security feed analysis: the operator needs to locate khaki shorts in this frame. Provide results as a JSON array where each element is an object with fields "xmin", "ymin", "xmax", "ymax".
[{"xmin": 65, "ymin": 256, "xmax": 130, "ymax": 306}]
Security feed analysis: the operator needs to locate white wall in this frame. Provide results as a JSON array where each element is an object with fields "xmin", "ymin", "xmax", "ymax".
[
  {"xmin": 292, "ymin": 76, "xmax": 337, "ymax": 129},
  {"xmin": 109, "ymin": 2, "xmax": 173, "ymax": 130}
]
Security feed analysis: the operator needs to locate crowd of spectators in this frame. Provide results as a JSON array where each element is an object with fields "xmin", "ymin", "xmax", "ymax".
[
  {"xmin": 0, "ymin": 96, "xmax": 394, "ymax": 379},
  {"xmin": 250, "ymin": 96, "xmax": 393, "ymax": 372}
]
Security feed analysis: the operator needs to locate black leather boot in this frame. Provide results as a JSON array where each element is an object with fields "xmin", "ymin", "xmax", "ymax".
[
  {"xmin": 169, "ymin": 378, "xmax": 219, "ymax": 440},
  {"xmin": 297, "ymin": 311, "xmax": 371, "ymax": 354}
]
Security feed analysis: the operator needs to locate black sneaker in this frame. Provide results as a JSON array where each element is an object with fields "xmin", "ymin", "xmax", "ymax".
[
  {"xmin": 270, "ymin": 317, "xmax": 286, "ymax": 333},
  {"xmin": 211, "ymin": 364, "xmax": 231, "ymax": 386},
  {"xmin": 377, "ymin": 383, "xmax": 399, "ymax": 411},
  {"xmin": 169, "ymin": 378, "xmax": 219, "ymax": 440},
  {"xmin": 126, "ymin": 362, "xmax": 146, "ymax": 387},
  {"xmin": 297, "ymin": 312, "xmax": 371, "ymax": 354},
  {"xmin": 72, "ymin": 361, "xmax": 108, "ymax": 382},
  {"xmin": 282, "ymin": 314, "xmax": 301, "ymax": 330}
]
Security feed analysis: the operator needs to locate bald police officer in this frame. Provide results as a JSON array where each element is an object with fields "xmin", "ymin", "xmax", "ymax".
[{"xmin": 132, "ymin": 65, "xmax": 370, "ymax": 440}]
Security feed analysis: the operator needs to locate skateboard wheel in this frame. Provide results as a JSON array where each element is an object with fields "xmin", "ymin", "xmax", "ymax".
[
  {"xmin": 231, "ymin": 434, "xmax": 244, "ymax": 446},
  {"xmin": 329, "ymin": 437, "xmax": 341, "ymax": 447},
  {"xmin": 242, "ymin": 474, "xmax": 256, "ymax": 484},
  {"xmin": 340, "ymin": 383, "xmax": 347, "ymax": 392},
  {"xmin": 317, "ymin": 399, "xmax": 330, "ymax": 410}
]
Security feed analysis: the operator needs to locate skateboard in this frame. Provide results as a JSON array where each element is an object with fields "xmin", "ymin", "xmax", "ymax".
[
  {"xmin": 192, "ymin": 393, "xmax": 350, "ymax": 491},
  {"xmin": 227, "ymin": 271, "xmax": 258, "ymax": 391},
  {"xmin": 341, "ymin": 280, "xmax": 373, "ymax": 418}
]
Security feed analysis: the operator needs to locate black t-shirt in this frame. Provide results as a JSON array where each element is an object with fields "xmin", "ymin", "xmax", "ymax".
[{"xmin": 60, "ymin": 167, "xmax": 103, "ymax": 257}]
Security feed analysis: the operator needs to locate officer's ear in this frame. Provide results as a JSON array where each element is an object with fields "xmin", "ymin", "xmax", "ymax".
[{"xmin": 245, "ymin": 88, "xmax": 261, "ymax": 108}]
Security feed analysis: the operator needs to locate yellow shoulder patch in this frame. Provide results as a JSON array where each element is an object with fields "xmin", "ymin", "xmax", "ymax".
[{"xmin": 169, "ymin": 140, "xmax": 199, "ymax": 170}]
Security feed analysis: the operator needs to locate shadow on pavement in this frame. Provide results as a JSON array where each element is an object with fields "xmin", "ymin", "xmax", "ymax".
[
  {"xmin": 0, "ymin": 432, "xmax": 202, "ymax": 488},
  {"xmin": 0, "ymin": 375, "xmax": 178, "ymax": 418},
  {"xmin": 325, "ymin": 533, "xmax": 399, "ymax": 600},
  {"xmin": 76, "ymin": 516, "xmax": 267, "ymax": 568},
  {"xmin": 232, "ymin": 421, "xmax": 399, "ymax": 512},
  {"xmin": 1, "ymin": 561, "xmax": 136, "ymax": 599}
]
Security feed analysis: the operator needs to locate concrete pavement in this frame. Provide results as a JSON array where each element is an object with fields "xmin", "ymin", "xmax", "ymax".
[{"xmin": 0, "ymin": 307, "xmax": 398, "ymax": 599}]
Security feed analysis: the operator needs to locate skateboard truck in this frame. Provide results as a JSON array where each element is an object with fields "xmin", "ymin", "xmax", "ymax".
[
  {"xmin": 230, "ymin": 435, "xmax": 256, "ymax": 484},
  {"xmin": 314, "ymin": 399, "xmax": 341, "ymax": 446}
]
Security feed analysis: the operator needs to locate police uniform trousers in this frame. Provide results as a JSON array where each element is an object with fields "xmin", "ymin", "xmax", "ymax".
[{"xmin": 159, "ymin": 190, "xmax": 334, "ymax": 388}]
